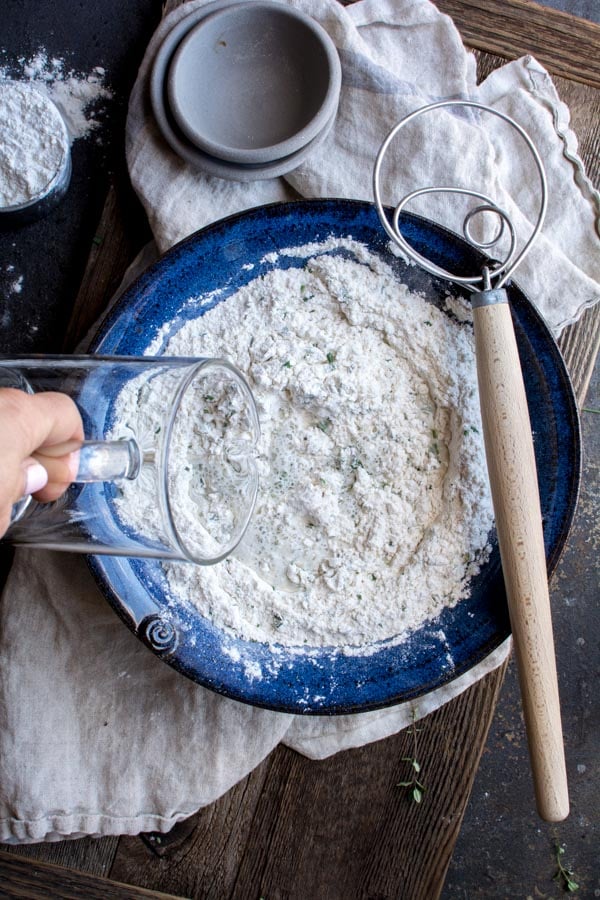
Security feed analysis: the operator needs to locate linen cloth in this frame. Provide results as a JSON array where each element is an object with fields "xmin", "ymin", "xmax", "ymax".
[{"xmin": 1, "ymin": 0, "xmax": 598, "ymax": 843}]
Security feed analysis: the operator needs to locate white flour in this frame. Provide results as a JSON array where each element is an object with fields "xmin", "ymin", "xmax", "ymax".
[
  {"xmin": 0, "ymin": 50, "xmax": 112, "ymax": 142},
  {"xmin": 0, "ymin": 82, "xmax": 69, "ymax": 206},
  {"xmin": 110, "ymin": 362, "xmax": 260, "ymax": 561},
  {"xmin": 2, "ymin": 264, "xmax": 23, "ymax": 296},
  {"xmin": 113, "ymin": 240, "xmax": 494, "ymax": 651}
]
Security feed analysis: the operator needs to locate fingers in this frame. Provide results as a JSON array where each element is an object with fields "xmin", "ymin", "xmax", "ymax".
[
  {"xmin": 0, "ymin": 459, "xmax": 46, "ymax": 537},
  {"xmin": 0, "ymin": 389, "xmax": 84, "ymax": 461},
  {"xmin": 22, "ymin": 459, "xmax": 49, "ymax": 497},
  {"xmin": 0, "ymin": 389, "xmax": 84, "ymax": 533},
  {"xmin": 31, "ymin": 446, "xmax": 80, "ymax": 502},
  {"xmin": 0, "ymin": 458, "xmax": 46, "ymax": 537}
]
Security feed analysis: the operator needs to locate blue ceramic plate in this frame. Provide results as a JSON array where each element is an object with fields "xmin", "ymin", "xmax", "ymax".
[{"xmin": 87, "ymin": 199, "xmax": 580, "ymax": 714}]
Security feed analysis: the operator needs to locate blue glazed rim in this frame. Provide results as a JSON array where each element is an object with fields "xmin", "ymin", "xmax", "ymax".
[{"xmin": 86, "ymin": 199, "xmax": 581, "ymax": 715}]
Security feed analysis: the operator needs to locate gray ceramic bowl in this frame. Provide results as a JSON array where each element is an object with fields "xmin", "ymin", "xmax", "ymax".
[
  {"xmin": 150, "ymin": 0, "xmax": 339, "ymax": 180},
  {"xmin": 154, "ymin": 95, "xmax": 336, "ymax": 181},
  {"xmin": 166, "ymin": 0, "xmax": 341, "ymax": 165}
]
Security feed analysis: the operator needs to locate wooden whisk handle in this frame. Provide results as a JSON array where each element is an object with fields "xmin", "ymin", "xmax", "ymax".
[{"xmin": 472, "ymin": 297, "xmax": 569, "ymax": 822}]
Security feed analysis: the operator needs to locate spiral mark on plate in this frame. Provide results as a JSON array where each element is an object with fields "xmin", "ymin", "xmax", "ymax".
[{"xmin": 142, "ymin": 615, "xmax": 178, "ymax": 653}]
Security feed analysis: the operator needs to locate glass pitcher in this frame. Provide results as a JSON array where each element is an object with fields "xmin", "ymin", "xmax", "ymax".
[{"xmin": 0, "ymin": 356, "xmax": 260, "ymax": 564}]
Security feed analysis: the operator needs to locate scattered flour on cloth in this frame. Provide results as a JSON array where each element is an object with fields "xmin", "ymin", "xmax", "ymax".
[{"xmin": 112, "ymin": 240, "xmax": 494, "ymax": 652}]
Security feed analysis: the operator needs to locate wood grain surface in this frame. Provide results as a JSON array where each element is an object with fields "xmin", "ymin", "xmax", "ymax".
[
  {"xmin": 108, "ymin": 664, "xmax": 508, "ymax": 900},
  {"xmin": 0, "ymin": 849, "xmax": 184, "ymax": 899},
  {"xmin": 1, "ymin": 2, "xmax": 598, "ymax": 899},
  {"xmin": 436, "ymin": 0, "xmax": 600, "ymax": 87},
  {"xmin": 61, "ymin": 174, "xmax": 152, "ymax": 353}
]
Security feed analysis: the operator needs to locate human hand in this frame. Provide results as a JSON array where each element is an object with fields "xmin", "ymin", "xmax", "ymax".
[{"xmin": 0, "ymin": 388, "xmax": 84, "ymax": 538}]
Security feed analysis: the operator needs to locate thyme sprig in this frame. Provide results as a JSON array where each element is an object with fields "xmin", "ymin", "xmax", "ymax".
[
  {"xmin": 397, "ymin": 707, "xmax": 426, "ymax": 803},
  {"xmin": 553, "ymin": 841, "xmax": 579, "ymax": 892}
]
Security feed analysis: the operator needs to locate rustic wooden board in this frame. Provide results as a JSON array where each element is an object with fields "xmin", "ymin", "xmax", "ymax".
[
  {"xmin": 0, "ymin": 849, "xmax": 185, "ymax": 899},
  {"xmin": 108, "ymin": 662, "xmax": 508, "ymax": 900},
  {"xmin": 0, "ymin": 837, "xmax": 120, "ymax": 882},
  {"xmin": 62, "ymin": 176, "xmax": 152, "ymax": 353},
  {"xmin": 437, "ymin": 0, "xmax": 600, "ymax": 87}
]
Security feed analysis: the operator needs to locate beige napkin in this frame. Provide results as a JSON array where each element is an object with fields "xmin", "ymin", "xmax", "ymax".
[
  {"xmin": 1, "ymin": 0, "xmax": 598, "ymax": 843},
  {"xmin": 128, "ymin": 0, "xmax": 600, "ymax": 331}
]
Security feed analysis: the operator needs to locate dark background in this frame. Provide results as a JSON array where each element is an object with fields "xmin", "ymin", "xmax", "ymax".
[
  {"xmin": 1, "ymin": 1, "xmax": 598, "ymax": 897},
  {"xmin": 0, "ymin": 0, "xmax": 163, "ymax": 354}
]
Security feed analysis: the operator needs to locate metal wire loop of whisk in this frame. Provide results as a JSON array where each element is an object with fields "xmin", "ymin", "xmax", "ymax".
[{"xmin": 373, "ymin": 100, "xmax": 548, "ymax": 292}]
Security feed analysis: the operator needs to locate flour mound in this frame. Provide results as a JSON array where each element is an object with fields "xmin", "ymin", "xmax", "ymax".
[
  {"xmin": 0, "ymin": 82, "xmax": 69, "ymax": 206},
  {"xmin": 114, "ymin": 240, "xmax": 494, "ymax": 651}
]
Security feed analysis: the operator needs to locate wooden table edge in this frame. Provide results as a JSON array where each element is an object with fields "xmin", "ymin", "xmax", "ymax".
[
  {"xmin": 435, "ymin": 0, "xmax": 600, "ymax": 87},
  {"xmin": 0, "ymin": 848, "xmax": 185, "ymax": 899}
]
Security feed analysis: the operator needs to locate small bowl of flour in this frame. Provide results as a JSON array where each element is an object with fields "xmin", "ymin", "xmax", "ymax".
[{"xmin": 0, "ymin": 80, "xmax": 71, "ymax": 227}]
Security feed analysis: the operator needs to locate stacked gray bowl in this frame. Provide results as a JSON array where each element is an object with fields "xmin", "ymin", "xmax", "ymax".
[{"xmin": 151, "ymin": 0, "xmax": 342, "ymax": 181}]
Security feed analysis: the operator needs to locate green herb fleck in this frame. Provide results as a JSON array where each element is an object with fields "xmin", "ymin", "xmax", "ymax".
[
  {"xmin": 317, "ymin": 418, "xmax": 331, "ymax": 434},
  {"xmin": 424, "ymin": 320, "xmax": 432, "ymax": 326},
  {"xmin": 203, "ymin": 394, "xmax": 215, "ymax": 402},
  {"xmin": 397, "ymin": 708, "xmax": 426, "ymax": 805},
  {"xmin": 553, "ymin": 842, "xmax": 579, "ymax": 892},
  {"xmin": 582, "ymin": 407, "xmax": 600, "ymax": 414},
  {"xmin": 282, "ymin": 360, "xmax": 292, "ymax": 369},
  {"xmin": 370, "ymin": 574, "xmax": 377, "ymax": 581},
  {"xmin": 272, "ymin": 612, "xmax": 284, "ymax": 630},
  {"xmin": 326, "ymin": 351, "xmax": 336, "ymax": 365}
]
